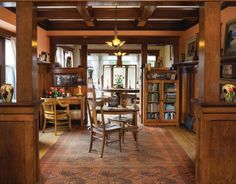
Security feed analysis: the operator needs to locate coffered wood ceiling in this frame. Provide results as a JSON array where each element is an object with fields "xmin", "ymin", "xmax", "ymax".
[
  {"xmin": 37, "ymin": 3, "xmax": 199, "ymax": 31},
  {"xmin": 3, "ymin": 1, "xmax": 236, "ymax": 31}
]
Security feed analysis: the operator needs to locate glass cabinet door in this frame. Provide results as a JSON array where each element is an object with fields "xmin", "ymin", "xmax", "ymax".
[{"xmin": 146, "ymin": 83, "xmax": 160, "ymax": 120}]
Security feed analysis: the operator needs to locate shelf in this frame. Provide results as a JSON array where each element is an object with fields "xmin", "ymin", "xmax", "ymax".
[
  {"xmin": 221, "ymin": 56, "xmax": 236, "ymax": 64},
  {"xmin": 164, "ymin": 101, "xmax": 176, "ymax": 103},
  {"xmin": 147, "ymin": 101, "xmax": 159, "ymax": 103},
  {"xmin": 164, "ymin": 110, "xmax": 176, "ymax": 112},
  {"xmin": 147, "ymin": 91, "xmax": 159, "ymax": 93}
]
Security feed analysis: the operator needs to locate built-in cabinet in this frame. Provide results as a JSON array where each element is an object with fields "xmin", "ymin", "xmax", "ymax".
[{"xmin": 143, "ymin": 68, "xmax": 179, "ymax": 126}]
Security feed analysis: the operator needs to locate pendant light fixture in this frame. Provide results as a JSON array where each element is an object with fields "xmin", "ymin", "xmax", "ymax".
[
  {"xmin": 105, "ymin": 4, "xmax": 125, "ymax": 48},
  {"xmin": 114, "ymin": 50, "xmax": 126, "ymax": 56}
]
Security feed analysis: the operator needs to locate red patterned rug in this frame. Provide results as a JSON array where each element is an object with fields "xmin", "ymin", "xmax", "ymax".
[{"xmin": 40, "ymin": 126, "xmax": 195, "ymax": 184}]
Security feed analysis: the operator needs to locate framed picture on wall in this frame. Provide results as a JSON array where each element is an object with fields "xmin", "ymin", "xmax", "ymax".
[
  {"xmin": 224, "ymin": 19, "xmax": 236, "ymax": 57},
  {"xmin": 185, "ymin": 35, "xmax": 197, "ymax": 61}
]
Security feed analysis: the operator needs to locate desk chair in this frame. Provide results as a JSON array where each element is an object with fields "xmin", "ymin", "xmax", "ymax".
[{"xmin": 42, "ymin": 98, "xmax": 71, "ymax": 136}]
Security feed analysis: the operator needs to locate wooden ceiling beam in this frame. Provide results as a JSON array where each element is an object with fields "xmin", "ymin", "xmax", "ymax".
[
  {"xmin": 37, "ymin": 8, "xmax": 81, "ymax": 20},
  {"xmin": 41, "ymin": 20, "xmax": 186, "ymax": 31},
  {"xmin": 152, "ymin": 8, "xmax": 199, "ymax": 19},
  {"xmin": 37, "ymin": 8, "xmax": 199, "ymax": 20},
  {"xmin": 33, "ymin": 1, "xmax": 200, "ymax": 7},
  {"xmin": 50, "ymin": 36, "xmax": 179, "ymax": 45},
  {"xmin": 76, "ymin": 6, "xmax": 95, "ymax": 27},
  {"xmin": 137, "ymin": 5, "xmax": 156, "ymax": 27}
]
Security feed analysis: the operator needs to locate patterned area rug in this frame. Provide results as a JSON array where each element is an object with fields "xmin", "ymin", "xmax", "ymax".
[{"xmin": 41, "ymin": 126, "xmax": 195, "ymax": 184}]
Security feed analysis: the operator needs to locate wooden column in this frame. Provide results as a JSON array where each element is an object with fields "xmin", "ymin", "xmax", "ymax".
[
  {"xmin": 198, "ymin": 2, "xmax": 221, "ymax": 103},
  {"xmin": 49, "ymin": 38, "xmax": 56, "ymax": 64},
  {"xmin": 0, "ymin": 36, "xmax": 5, "ymax": 84},
  {"xmin": 80, "ymin": 44, "xmax": 87, "ymax": 94},
  {"xmin": 141, "ymin": 44, "xmax": 147, "ymax": 68},
  {"xmin": 141, "ymin": 44, "xmax": 147, "ymax": 123},
  {"xmin": 195, "ymin": 2, "xmax": 236, "ymax": 184},
  {"xmin": 16, "ymin": 2, "xmax": 38, "ymax": 103}
]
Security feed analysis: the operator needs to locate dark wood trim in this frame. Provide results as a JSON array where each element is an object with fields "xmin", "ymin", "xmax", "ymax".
[
  {"xmin": 50, "ymin": 36, "xmax": 179, "ymax": 45},
  {"xmin": 0, "ymin": 28, "xmax": 16, "ymax": 38}
]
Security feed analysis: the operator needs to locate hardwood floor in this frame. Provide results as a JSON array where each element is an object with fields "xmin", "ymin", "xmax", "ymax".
[
  {"xmin": 39, "ymin": 125, "xmax": 196, "ymax": 161},
  {"xmin": 39, "ymin": 126, "xmax": 65, "ymax": 159},
  {"xmin": 166, "ymin": 126, "xmax": 196, "ymax": 162}
]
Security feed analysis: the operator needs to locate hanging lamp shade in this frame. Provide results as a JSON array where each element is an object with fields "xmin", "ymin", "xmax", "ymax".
[{"xmin": 114, "ymin": 50, "xmax": 126, "ymax": 56}]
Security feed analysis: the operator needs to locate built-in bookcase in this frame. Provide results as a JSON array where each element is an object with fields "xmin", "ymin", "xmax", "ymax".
[{"xmin": 143, "ymin": 68, "xmax": 179, "ymax": 126}]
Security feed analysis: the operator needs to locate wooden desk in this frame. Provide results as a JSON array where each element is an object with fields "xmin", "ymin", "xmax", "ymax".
[{"xmin": 40, "ymin": 96, "xmax": 85, "ymax": 128}]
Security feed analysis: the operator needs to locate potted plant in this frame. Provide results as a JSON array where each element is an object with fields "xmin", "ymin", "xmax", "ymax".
[{"xmin": 114, "ymin": 75, "xmax": 124, "ymax": 88}]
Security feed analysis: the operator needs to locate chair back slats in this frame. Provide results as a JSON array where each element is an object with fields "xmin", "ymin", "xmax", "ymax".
[{"xmin": 87, "ymin": 99, "xmax": 106, "ymax": 131}]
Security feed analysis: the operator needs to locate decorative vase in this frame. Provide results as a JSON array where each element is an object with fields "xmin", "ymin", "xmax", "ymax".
[
  {"xmin": 0, "ymin": 84, "xmax": 14, "ymax": 103},
  {"xmin": 222, "ymin": 84, "xmax": 235, "ymax": 102}
]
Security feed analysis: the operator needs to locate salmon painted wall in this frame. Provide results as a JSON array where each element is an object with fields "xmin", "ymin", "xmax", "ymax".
[
  {"xmin": 37, "ymin": 27, "xmax": 49, "ymax": 55},
  {"xmin": 0, "ymin": 7, "xmax": 49, "ymax": 56},
  {"xmin": 179, "ymin": 7, "xmax": 236, "ymax": 58}
]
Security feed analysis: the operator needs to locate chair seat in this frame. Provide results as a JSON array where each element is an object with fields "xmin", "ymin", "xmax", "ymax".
[
  {"xmin": 109, "ymin": 116, "xmax": 132, "ymax": 123},
  {"xmin": 95, "ymin": 123, "xmax": 122, "ymax": 132}
]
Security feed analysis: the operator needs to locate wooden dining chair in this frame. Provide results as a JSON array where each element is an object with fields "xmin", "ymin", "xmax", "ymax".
[
  {"xmin": 42, "ymin": 98, "xmax": 72, "ymax": 136},
  {"xmin": 87, "ymin": 98, "xmax": 123, "ymax": 158},
  {"xmin": 109, "ymin": 93, "xmax": 139, "ymax": 146}
]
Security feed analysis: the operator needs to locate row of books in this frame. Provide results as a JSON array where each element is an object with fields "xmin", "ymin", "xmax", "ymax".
[
  {"xmin": 164, "ymin": 104, "xmax": 175, "ymax": 111},
  {"xmin": 164, "ymin": 84, "xmax": 176, "ymax": 92},
  {"xmin": 147, "ymin": 104, "xmax": 159, "ymax": 112},
  {"xmin": 147, "ymin": 83, "xmax": 159, "ymax": 92},
  {"xmin": 164, "ymin": 112, "xmax": 176, "ymax": 120},
  {"xmin": 147, "ymin": 112, "xmax": 159, "ymax": 119},
  {"xmin": 148, "ymin": 93, "xmax": 159, "ymax": 102}
]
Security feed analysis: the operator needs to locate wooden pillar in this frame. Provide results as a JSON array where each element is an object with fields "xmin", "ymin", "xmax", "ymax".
[
  {"xmin": 0, "ymin": 36, "xmax": 5, "ymax": 84},
  {"xmin": 80, "ymin": 44, "xmax": 87, "ymax": 94},
  {"xmin": 198, "ymin": 2, "xmax": 221, "ymax": 103},
  {"xmin": 141, "ymin": 44, "xmax": 147, "ymax": 68},
  {"xmin": 49, "ymin": 38, "xmax": 56, "ymax": 64},
  {"xmin": 16, "ymin": 2, "xmax": 38, "ymax": 103},
  {"xmin": 141, "ymin": 44, "xmax": 147, "ymax": 123}
]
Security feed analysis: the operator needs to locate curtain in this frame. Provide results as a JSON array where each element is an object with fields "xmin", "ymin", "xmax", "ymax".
[{"xmin": 5, "ymin": 37, "xmax": 16, "ymax": 100}]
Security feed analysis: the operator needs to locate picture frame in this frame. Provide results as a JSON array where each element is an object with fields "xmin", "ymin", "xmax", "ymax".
[
  {"xmin": 224, "ymin": 19, "xmax": 236, "ymax": 57},
  {"xmin": 185, "ymin": 35, "xmax": 197, "ymax": 61}
]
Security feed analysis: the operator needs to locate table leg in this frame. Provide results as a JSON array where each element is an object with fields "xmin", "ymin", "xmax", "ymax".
[{"xmin": 134, "ymin": 111, "xmax": 139, "ymax": 150}]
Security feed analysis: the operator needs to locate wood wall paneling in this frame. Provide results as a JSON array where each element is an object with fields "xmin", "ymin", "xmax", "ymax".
[
  {"xmin": 0, "ymin": 103, "xmax": 41, "ymax": 184},
  {"xmin": 37, "ymin": 63, "xmax": 52, "ymax": 99},
  {"xmin": 196, "ymin": 105, "xmax": 236, "ymax": 184}
]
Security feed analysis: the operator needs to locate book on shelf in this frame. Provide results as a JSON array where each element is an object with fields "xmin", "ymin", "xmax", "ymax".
[
  {"xmin": 147, "ymin": 103, "xmax": 159, "ymax": 112},
  {"xmin": 148, "ymin": 93, "xmax": 159, "ymax": 102},
  {"xmin": 164, "ymin": 112, "xmax": 176, "ymax": 120},
  {"xmin": 164, "ymin": 84, "xmax": 176, "ymax": 91},
  {"xmin": 164, "ymin": 104, "xmax": 175, "ymax": 111},
  {"xmin": 147, "ymin": 83, "xmax": 159, "ymax": 92},
  {"xmin": 147, "ymin": 112, "xmax": 159, "ymax": 119}
]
